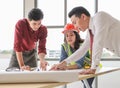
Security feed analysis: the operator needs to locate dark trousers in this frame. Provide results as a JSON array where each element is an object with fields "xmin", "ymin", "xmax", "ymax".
[
  {"xmin": 82, "ymin": 77, "xmax": 94, "ymax": 88},
  {"xmin": 7, "ymin": 49, "xmax": 37, "ymax": 69}
]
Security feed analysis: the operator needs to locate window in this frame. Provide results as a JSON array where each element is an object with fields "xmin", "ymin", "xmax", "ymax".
[
  {"xmin": 67, "ymin": 0, "xmax": 95, "ymax": 22},
  {"xmin": 0, "ymin": 0, "xmax": 23, "ymax": 69},
  {"xmin": 37, "ymin": 0, "xmax": 64, "ymax": 26},
  {"xmin": 46, "ymin": 28, "xmax": 63, "ymax": 59},
  {"xmin": 98, "ymin": 0, "xmax": 120, "ymax": 20},
  {"xmin": 0, "ymin": 0, "xmax": 23, "ymax": 51},
  {"xmin": 98, "ymin": 0, "xmax": 120, "ymax": 58},
  {"xmin": 37, "ymin": 0, "xmax": 95, "ymax": 59}
]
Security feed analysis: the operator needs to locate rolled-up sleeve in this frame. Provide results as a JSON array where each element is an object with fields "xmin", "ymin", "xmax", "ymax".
[
  {"xmin": 14, "ymin": 21, "xmax": 23, "ymax": 52},
  {"xmin": 38, "ymin": 26, "xmax": 47, "ymax": 54}
]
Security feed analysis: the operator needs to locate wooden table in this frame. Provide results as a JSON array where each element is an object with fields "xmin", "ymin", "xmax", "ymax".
[
  {"xmin": 0, "ymin": 67, "xmax": 120, "ymax": 88},
  {"xmin": 0, "ymin": 82, "xmax": 69, "ymax": 88}
]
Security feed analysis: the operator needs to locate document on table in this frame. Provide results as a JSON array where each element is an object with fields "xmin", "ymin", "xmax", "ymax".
[{"xmin": 0, "ymin": 69, "xmax": 82, "ymax": 83}]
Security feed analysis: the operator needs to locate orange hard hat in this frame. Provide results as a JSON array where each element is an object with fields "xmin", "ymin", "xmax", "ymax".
[{"xmin": 62, "ymin": 23, "xmax": 80, "ymax": 34}]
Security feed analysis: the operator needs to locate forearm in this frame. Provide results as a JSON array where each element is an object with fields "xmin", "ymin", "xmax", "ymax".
[
  {"xmin": 16, "ymin": 51, "xmax": 24, "ymax": 68},
  {"xmin": 67, "ymin": 64, "xmax": 78, "ymax": 70},
  {"xmin": 38, "ymin": 53, "xmax": 46, "ymax": 61},
  {"xmin": 38, "ymin": 53, "xmax": 48, "ymax": 70}
]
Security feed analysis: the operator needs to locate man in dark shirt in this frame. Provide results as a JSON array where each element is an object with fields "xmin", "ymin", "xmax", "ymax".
[{"xmin": 7, "ymin": 8, "xmax": 48, "ymax": 71}]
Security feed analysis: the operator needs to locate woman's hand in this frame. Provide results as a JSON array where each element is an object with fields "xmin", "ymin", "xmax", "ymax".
[{"xmin": 49, "ymin": 61, "xmax": 67, "ymax": 71}]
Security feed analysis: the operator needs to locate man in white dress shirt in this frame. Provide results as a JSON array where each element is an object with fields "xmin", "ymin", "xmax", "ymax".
[{"xmin": 50, "ymin": 6, "xmax": 120, "ymax": 74}]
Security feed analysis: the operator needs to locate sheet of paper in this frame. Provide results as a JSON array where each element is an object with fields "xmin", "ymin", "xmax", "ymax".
[{"xmin": 0, "ymin": 70, "xmax": 79, "ymax": 83}]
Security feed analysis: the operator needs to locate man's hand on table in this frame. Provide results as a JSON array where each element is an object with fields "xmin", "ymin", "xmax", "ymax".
[{"xmin": 79, "ymin": 69, "xmax": 96, "ymax": 74}]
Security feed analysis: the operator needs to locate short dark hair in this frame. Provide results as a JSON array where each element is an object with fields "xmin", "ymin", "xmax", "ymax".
[
  {"xmin": 68, "ymin": 6, "xmax": 90, "ymax": 18},
  {"xmin": 28, "ymin": 8, "xmax": 44, "ymax": 21}
]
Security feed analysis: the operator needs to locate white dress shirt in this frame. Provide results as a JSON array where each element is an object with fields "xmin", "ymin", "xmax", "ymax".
[{"xmin": 65, "ymin": 11, "xmax": 120, "ymax": 69}]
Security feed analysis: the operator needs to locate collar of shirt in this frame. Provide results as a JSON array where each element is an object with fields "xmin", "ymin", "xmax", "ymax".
[
  {"xmin": 88, "ymin": 17, "xmax": 95, "ymax": 36},
  {"xmin": 89, "ymin": 17, "xmax": 94, "ymax": 30},
  {"xmin": 25, "ymin": 19, "xmax": 36, "ymax": 33}
]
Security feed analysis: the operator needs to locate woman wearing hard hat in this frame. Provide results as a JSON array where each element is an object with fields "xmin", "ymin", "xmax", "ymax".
[{"xmin": 60, "ymin": 23, "xmax": 94, "ymax": 88}]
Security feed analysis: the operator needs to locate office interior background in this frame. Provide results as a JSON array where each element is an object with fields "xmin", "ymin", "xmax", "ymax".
[{"xmin": 0, "ymin": 0, "xmax": 120, "ymax": 88}]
